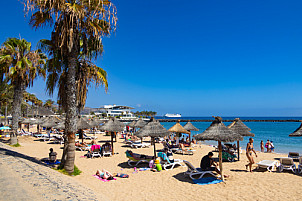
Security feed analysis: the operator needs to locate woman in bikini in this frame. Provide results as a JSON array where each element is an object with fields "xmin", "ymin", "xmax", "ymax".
[{"xmin": 246, "ymin": 138, "xmax": 257, "ymax": 172}]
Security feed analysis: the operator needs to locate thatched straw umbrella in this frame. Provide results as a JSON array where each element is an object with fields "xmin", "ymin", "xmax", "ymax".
[
  {"xmin": 21, "ymin": 118, "xmax": 36, "ymax": 132},
  {"xmin": 195, "ymin": 116, "xmax": 243, "ymax": 181},
  {"xmin": 77, "ymin": 118, "xmax": 91, "ymax": 130},
  {"xmin": 168, "ymin": 120, "xmax": 190, "ymax": 144},
  {"xmin": 183, "ymin": 121, "xmax": 199, "ymax": 142},
  {"xmin": 101, "ymin": 117, "xmax": 124, "ymax": 155},
  {"xmin": 128, "ymin": 120, "xmax": 137, "ymax": 128},
  {"xmin": 228, "ymin": 118, "xmax": 254, "ymax": 160},
  {"xmin": 135, "ymin": 117, "xmax": 170, "ymax": 159},
  {"xmin": 289, "ymin": 121, "xmax": 302, "ymax": 137}
]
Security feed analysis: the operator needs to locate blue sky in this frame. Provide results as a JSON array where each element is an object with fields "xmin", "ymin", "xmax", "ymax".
[{"xmin": 1, "ymin": 0, "xmax": 302, "ymax": 116}]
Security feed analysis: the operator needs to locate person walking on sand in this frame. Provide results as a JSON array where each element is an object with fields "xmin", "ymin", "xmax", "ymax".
[
  {"xmin": 260, "ymin": 140, "xmax": 264, "ymax": 152},
  {"xmin": 245, "ymin": 138, "xmax": 257, "ymax": 172}
]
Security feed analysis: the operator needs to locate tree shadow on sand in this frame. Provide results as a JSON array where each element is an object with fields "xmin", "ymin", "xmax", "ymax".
[
  {"xmin": 0, "ymin": 145, "xmax": 56, "ymax": 168},
  {"xmin": 117, "ymin": 161, "xmax": 150, "ymax": 169}
]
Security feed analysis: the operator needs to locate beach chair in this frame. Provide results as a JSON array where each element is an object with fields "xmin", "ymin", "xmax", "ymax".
[
  {"xmin": 125, "ymin": 150, "xmax": 152, "ymax": 166},
  {"xmin": 298, "ymin": 157, "xmax": 302, "ymax": 174},
  {"xmin": 83, "ymin": 133, "xmax": 98, "ymax": 140},
  {"xmin": 131, "ymin": 142, "xmax": 151, "ymax": 149},
  {"xmin": 288, "ymin": 152, "xmax": 300, "ymax": 160},
  {"xmin": 183, "ymin": 160, "xmax": 217, "ymax": 180},
  {"xmin": 278, "ymin": 157, "xmax": 296, "ymax": 173},
  {"xmin": 165, "ymin": 143, "xmax": 180, "ymax": 153},
  {"xmin": 256, "ymin": 160, "xmax": 278, "ymax": 172},
  {"xmin": 157, "ymin": 152, "xmax": 184, "ymax": 170},
  {"xmin": 102, "ymin": 145, "xmax": 112, "ymax": 157},
  {"xmin": 54, "ymin": 135, "xmax": 64, "ymax": 145},
  {"xmin": 91, "ymin": 148, "xmax": 102, "ymax": 158}
]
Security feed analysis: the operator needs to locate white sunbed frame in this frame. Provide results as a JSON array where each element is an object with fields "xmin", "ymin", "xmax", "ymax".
[
  {"xmin": 183, "ymin": 160, "xmax": 217, "ymax": 180},
  {"xmin": 131, "ymin": 142, "xmax": 151, "ymax": 149},
  {"xmin": 298, "ymin": 157, "xmax": 302, "ymax": 174},
  {"xmin": 158, "ymin": 152, "xmax": 184, "ymax": 170},
  {"xmin": 256, "ymin": 160, "xmax": 279, "ymax": 172}
]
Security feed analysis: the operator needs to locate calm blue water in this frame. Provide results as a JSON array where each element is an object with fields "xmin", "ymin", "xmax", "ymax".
[{"xmin": 160, "ymin": 121, "xmax": 302, "ymax": 155}]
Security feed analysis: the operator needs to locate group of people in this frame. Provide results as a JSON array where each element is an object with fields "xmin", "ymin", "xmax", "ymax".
[{"xmin": 260, "ymin": 140, "xmax": 275, "ymax": 152}]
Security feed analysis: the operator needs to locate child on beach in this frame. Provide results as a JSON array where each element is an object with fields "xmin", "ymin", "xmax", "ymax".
[
  {"xmin": 270, "ymin": 141, "xmax": 275, "ymax": 152},
  {"xmin": 49, "ymin": 148, "xmax": 57, "ymax": 163}
]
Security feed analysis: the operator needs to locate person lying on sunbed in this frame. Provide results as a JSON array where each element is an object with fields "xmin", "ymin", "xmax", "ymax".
[
  {"xmin": 75, "ymin": 141, "xmax": 88, "ymax": 147},
  {"xmin": 128, "ymin": 150, "xmax": 153, "ymax": 160},
  {"xmin": 96, "ymin": 169, "xmax": 114, "ymax": 180}
]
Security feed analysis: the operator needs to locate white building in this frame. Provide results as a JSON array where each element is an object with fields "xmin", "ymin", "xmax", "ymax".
[{"xmin": 95, "ymin": 105, "xmax": 137, "ymax": 120}]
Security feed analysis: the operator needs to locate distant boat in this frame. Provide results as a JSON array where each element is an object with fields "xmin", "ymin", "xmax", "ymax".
[{"xmin": 164, "ymin": 113, "xmax": 181, "ymax": 118}]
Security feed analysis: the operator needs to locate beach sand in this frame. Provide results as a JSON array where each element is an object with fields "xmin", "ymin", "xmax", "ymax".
[{"xmin": 9, "ymin": 133, "xmax": 302, "ymax": 201}]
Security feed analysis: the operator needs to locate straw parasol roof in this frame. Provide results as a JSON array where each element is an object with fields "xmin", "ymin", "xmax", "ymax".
[
  {"xmin": 21, "ymin": 118, "xmax": 36, "ymax": 124},
  {"xmin": 77, "ymin": 118, "xmax": 92, "ymax": 130},
  {"xmin": 134, "ymin": 119, "xmax": 147, "ymax": 128},
  {"xmin": 100, "ymin": 117, "xmax": 124, "ymax": 132},
  {"xmin": 195, "ymin": 116, "xmax": 243, "ymax": 142},
  {"xmin": 88, "ymin": 119, "xmax": 102, "ymax": 127},
  {"xmin": 128, "ymin": 120, "xmax": 137, "ymax": 128},
  {"xmin": 135, "ymin": 118, "xmax": 170, "ymax": 138},
  {"xmin": 40, "ymin": 120, "xmax": 57, "ymax": 128},
  {"xmin": 289, "ymin": 121, "xmax": 302, "ymax": 137},
  {"xmin": 53, "ymin": 123, "xmax": 65, "ymax": 130},
  {"xmin": 168, "ymin": 120, "xmax": 190, "ymax": 134},
  {"xmin": 228, "ymin": 118, "xmax": 254, "ymax": 137},
  {"xmin": 183, "ymin": 122, "xmax": 199, "ymax": 131}
]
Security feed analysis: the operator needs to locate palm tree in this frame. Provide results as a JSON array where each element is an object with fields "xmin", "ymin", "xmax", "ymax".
[
  {"xmin": 25, "ymin": 0, "xmax": 116, "ymax": 173},
  {"xmin": 0, "ymin": 38, "xmax": 46, "ymax": 145},
  {"xmin": 44, "ymin": 99, "xmax": 54, "ymax": 109}
]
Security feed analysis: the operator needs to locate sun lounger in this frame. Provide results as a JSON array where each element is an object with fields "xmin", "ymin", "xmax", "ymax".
[
  {"xmin": 53, "ymin": 135, "xmax": 64, "ymax": 145},
  {"xmin": 76, "ymin": 145, "xmax": 90, "ymax": 152},
  {"xmin": 83, "ymin": 133, "xmax": 98, "ymax": 140},
  {"xmin": 288, "ymin": 152, "xmax": 300, "ymax": 160},
  {"xmin": 175, "ymin": 148, "xmax": 195, "ymax": 155},
  {"xmin": 256, "ymin": 160, "xmax": 278, "ymax": 172},
  {"xmin": 157, "ymin": 152, "xmax": 184, "ymax": 170},
  {"xmin": 183, "ymin": 160, "xmax": 217, "ymax": 180},
  {"xmin": 102, "ymin": 145, "xmax": 112, "ymax": 157},
  {"xmin": 131, "ymin": 142, "xmax": 151, "ymax": 149},
  {"xmin": 278, "ymin": 157, "xmax": 296, "ymax": 173},
  {"xmin": 91, "ymin": 148, "xmax": 102, "ymax": 158},
  {"xmin": 125, "ymin": 150, "xmax": 152, "ymax": 166},
  {"xmin": 298, "ymin": 157, "xmax": 302, "ymax": 174}
]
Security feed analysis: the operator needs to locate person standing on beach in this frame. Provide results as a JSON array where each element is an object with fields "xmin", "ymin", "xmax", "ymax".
[
  {"xmin": 260, "ymin": 140, "xmax": 264, "ymax": 152},
  {"xmin": 245, "ymin": 138, "xmax": 257, "ymax": 172}
]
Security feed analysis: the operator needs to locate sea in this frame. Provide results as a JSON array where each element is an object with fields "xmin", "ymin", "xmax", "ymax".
[{"xmin": 155, "ymin": 117, "xmax": 302, "ymax": 155}]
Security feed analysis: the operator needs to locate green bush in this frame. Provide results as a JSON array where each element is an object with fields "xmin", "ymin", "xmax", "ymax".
[{"xmin": 10, "ymin": 143, "xmax": 21, "ymax": 147}]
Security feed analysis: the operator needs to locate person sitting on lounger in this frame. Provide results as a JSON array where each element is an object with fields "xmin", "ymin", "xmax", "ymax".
[
  {"xmin": 200, "ymin": 152, "xmax": 221, "ymax": 174},
  {"xmin": 164, "ymin": 147, "xmax": 174, "ymax": 163},
  {"xmin": 96, "ymin": 169, "xmax": 114, "ymax": 180},
  {"xmin": 49, "ymin": 148, "xmax": 57, "ymax": 163}
]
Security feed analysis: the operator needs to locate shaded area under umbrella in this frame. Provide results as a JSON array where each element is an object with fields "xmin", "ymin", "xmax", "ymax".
[
  {"xmin": 135, "ymin": 117, "xmax": 170, "ymax": 159},
  {"xmin": 101, "ymin": 117, "xmax": 124, "ymax": 155},
  {"xmin": 228, "ymin": 118, "xmax": 254, "ymax": 161},
  {"xmin": 183, "ymin": 121, "xmax": 199, "ymax": 142},
  {"xmin": 195, "ymin": 116, "xmax": 243, "ymax": 181},
  {"xmin": 289, "ymin": 121, "xmax": 302, "ymax": 137}
]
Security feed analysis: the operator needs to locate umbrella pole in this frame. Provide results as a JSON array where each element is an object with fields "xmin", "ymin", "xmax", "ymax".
[
  {"xmin": 152, "ymin": 137, "xmax": 156, "ymax": 159},
  {"xmin": 189, "ymin": 131, "xmax": 191, "ymax": 143},
  {"xmin": 237, "ymin": 140, "xmax": 240, "ymax": 161},
  {"xmin": 218, "ymin": 141, "xmax": 224, "ymax": 181},
  {"xmin": 111, "ymin": 131, "xmax": 114, "ymax": 155}
]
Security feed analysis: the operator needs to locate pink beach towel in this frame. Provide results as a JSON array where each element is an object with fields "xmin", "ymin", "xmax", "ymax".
[
  {"xmin": 93, "ymin": 175, "xmax": 116, "ymax": 182},
  {"xmin": 91, "ymin": 145, "xmax": 101, "ymax": 151}
]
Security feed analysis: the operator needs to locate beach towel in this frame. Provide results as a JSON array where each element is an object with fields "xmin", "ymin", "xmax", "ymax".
[
  {"xmin": 193, "ymin": 177, "xmax": 223, "ymax": 185},
  {"xmin": 93, "ymin": 175, "xmax": 116, "ymax": 182},
  {"xmin": 91, "ymin": 144, "xmax": 101, "ymax": 151},
  {"xmin": 116, "ymin": 173, "xmax": 129, "ymax": 178},
  {"xmin": 45, "ymin": 160, "xmax": 61, "ymax": 165}
]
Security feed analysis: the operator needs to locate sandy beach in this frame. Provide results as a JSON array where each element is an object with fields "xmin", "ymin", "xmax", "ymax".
[{"xmin": 1, "ymin": 132, "xmax": 299, "ymax": 201}]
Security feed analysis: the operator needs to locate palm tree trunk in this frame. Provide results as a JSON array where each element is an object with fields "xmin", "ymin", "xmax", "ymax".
[
  {"xmin": 63, "ymin": 50, "xmax": 78, "ymax": 174},
  {"xmin": 11, "ymin": 81, "xmax": 24, "ymax": 145}
]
